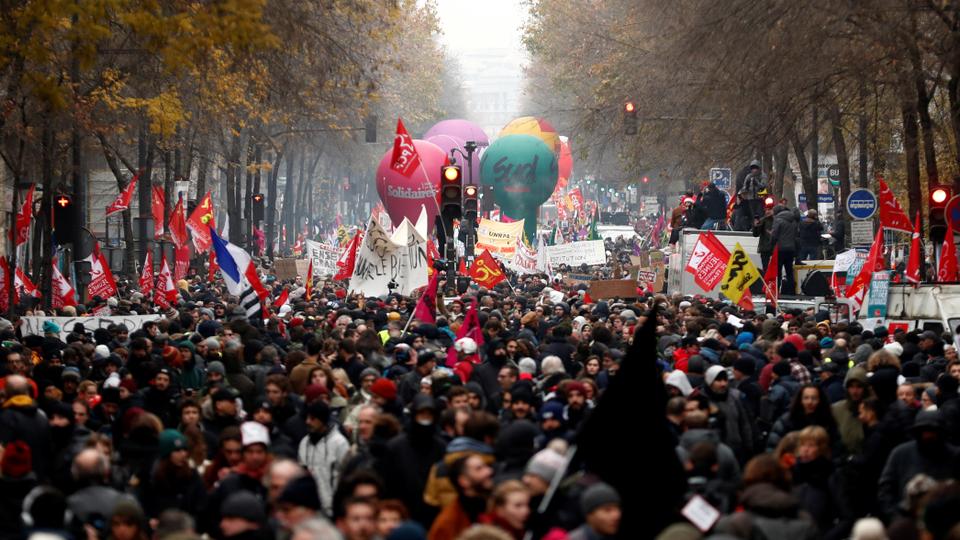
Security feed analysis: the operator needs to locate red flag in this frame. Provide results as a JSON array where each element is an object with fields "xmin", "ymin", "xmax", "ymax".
[
  {"xmin": 684, "ymin": 231, "xmax": 730, "ymax": 291},
  {"xmin": 140, "ymin": 251, "xmax": 154, "ymax": 298},
  {"xmin": 334, "ymin": 232, "xmax": 361, "ymax": 281},
  {"xmin": 84, "ymin": 242, "xmax": 118, "ymax": 300},
  {"xmin": 151, "ymin": 186, "xmax": 165, "ymax": 239},
  {"xmin": 273, "ymin": 288, "xmax": 290, "ymax": 308},
  {"xmin": 186, "ymin": 191, "xmax": 215, "ymax": 252},
  {"xmin": 878, "ymin": 177, "xmax": 914, "ymax": 234},
  {"xmin": 51, "ymin": 260, "xmax": 77, "ymax": 309},
  {"xmin": 940, "ymin": 222, "xmax": 959, "ymax": 282},
  {"xmin": 15, "ymin": 266, "xmax": 39, "ymax": 299},
  {"xmin": 169, "ymin": 196, "xmax": 189, "ymax": 248},
  {"xmin": 154, "ymin": 256, "xmax": 177, "ymax": 309},
  {"xmin": 738, "ymin": 292, "xmax": 755, "ymax": 311},
  {"xmin": 174, "ymin": 245, "xmax": 190, "ymax": 281},
  {"xmin": 906, "ymin": 211, "xmax": 922, "ymax": 285},
  {"xmin": 458, "ymin": 257, "xmax": 467, "ymax": 274},
  {"xmin": 468, "ymin": 250, "xmax": 507, "ymax": 289},
  {"xmin": 583, "ymin": 291, "xmax": 594, "ymax": 304},
  {"xmin": 244, "ymin": 261, "xmax": 269, "ymax": 303},
  {"xmin": 10, "ymin": 185, "xmax": 34, "ymax": 246},
  {"xmin": 847, "ymin": 228, "xmax": 885, "ymax": 300},
  {"xmin": 763, "ymin": 245, "xmax": 780, "ymax": 310},
  {"xmin": 208, "ymin": 249, "xmax": 218, "ymax": 284},
  {"xmin": 305, "ymin": 259, "xmax": 313, "ymax": 301},
  {"xmin": 0, "ymin": 258, "xmax": 10, "ymax": 312},
  {"xmin": 457, "ymin": 299, "xmax": 484, "ymax": 346},
  {"xmin": 106, "ymin": 173, "xmax": 138, "ymax": 217},
  {"xmin": 293, "ymin": 234, "xmax": 304, "ymax": 257},
  {"xmin": 390, "ymin": 118, "xmax": 422, "ymax": 178},
  {"xmin": 413, "ymin": 270, "xmax": 440, "ymax": 323}
]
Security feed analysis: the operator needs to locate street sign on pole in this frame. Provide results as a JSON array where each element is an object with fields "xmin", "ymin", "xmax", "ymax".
[
  {"xmin": 850, "ymin": 220, "xmax": 874, "ymax": 246},
  {"xmin": 846, "ymin": 188, "xmax": 877, "ymax": 220},
  {"xmin": 827, "ymin": 165, "xmax": 841, "ymax": 186},
  {"xmin": 946, "ymin": 194, "xmax": 960, "ymax": 231},
  {"xmin": 709, "ymin": 168, "xmax": 732, "ymax": 191}
]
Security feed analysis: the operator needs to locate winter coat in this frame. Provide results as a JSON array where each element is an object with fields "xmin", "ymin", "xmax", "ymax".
[
  {"xmin": 299, "ymin": 428, "xmax": 350, "ymax": 516},
  {"xmin": 724, "ymin": 483, "xmax": 818, "ymax": 540},
  {"xmin": 771, "ymin": 206, "xmax": 800, "ymax": 252},
  {"xmin": 878, "ymin": 439, "xmax": 960, "ymax": 519},
  {"xmin": 423, "ymin": 437, "xmax": 495, "ymax": 509},
  {"xmin": 541, "ymin": 335, "xmax": 578, "ymax": 376},
  {"xmin": 798, "ymin": 217, "xmax": 824, "ymax": 250},
  {"xmin": 792, "ymin": 458, "xmax": 839, "ymax": 535},
  {"xmin": 831, "ymin": 399, "xmax": 864, "ymax": 456},
  {"xmin": 471, "ymin": 356, "xmax": 509, "ymax": 403},
  {"xmin": 752, "ymin": 213, "xmax": 775, "ymax": 253},
  {"xmin": 0, "ymin": 397, "xmax": 51, "ymax": 480},
  {"xmin": 0, "ymin": 475, "xmax": 37, "ymax": 540},
  {"xmin": 704, "ymin": 386, "xmax": 754, "ymax": 459},
  {"xmin": 766, "ymin": 411, "xmax": 842, "ymax": 455},
  {"xmin": 676, "ymin": 429, "xmax": 741, "ymax": 485},
  {"xmin": 139, "ymin": 463, "xmax": 208, "ymax": 519},
  {"xmin": 68, "ymin": 486, "xmax": 136, "ymax": 527},
  {"xmin": 699, "ymin": 187, "xmax": 728, "ymax": 220},
  {"xmin": 820, "ymin": 375, "xmax": 845, "ymax": 404},
  {"xmin": 378, "ymin": 426, "xmax": 448, "ymax": 526}
]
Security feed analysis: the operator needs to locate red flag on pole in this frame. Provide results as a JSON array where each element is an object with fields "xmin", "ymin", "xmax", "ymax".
[
  {"xmin": 84, "ymin": 242, "xmax": 118, "ymax": 300},
  {"xmin": 305, "ymin": 259, "xmax": 313, "ymax": 301},
  {"xmin": 847, "ymin": 228, "xmax": 885, "ymax": 300},
  {"xmin": 390, "ymin": 118, "xmax": 422, "ymax": 178},
  {"xmin": 334, "ymin": 232, "xmax": 361, "ymax": 281},
  {"xmin": 684, "ymin": 231, "xmax": 730, "ymax": 291},
  {"xmin": 174, "ymin": 245, "xmax": 190, "ymax": 281},
  {"xmin": 208, "ymin": 249, "xmax": 218, "ymax": 284},
  {"xmin": 468, "ymin": 250, "xmax": 507, "ymax": 289},
  {"xmin": 51, "ymin": 259, "xmax": 77, "ymax": 309},
  {"xmin": 939, "ymin": 222, "xmax": 959, "ymax": 282},
  {"xmin": 10, "ymin": 185, "xmax": 34, "ymax": 246},
  {"xmin": 186, "ymin": 191, "xmax": 215, "ymax": 252},
  {"xmin": 413, "ymin": 271, "xmax": 440, "ymax": 323},
  {"xmin": 15, "ymin": 266, "xmax": 39, "ymax": 300},
  {"xmin": 151, "ymin": 186, "xmax": 165, "ymax": 239},
  {"xmin": 457, "ymin": 299, "xmax": 484, "ymax": 346},
  {"xmin": 763, "ymin": 245, "xmax": 780, "ymax": 310},
  {"xmin": 169, "ymin": 196, "xmax": 189, "ymax": 249},
  {"xmin": 106, "ymin": 173, "xmax": 138, "ymax": 217},
  {"xmin": 878, "ymin": 177, "xmax": 914, "ymax": 233},
  {"xmin": 140, "ymin": 251, "xmax": 154, "ymax": 298},
  {"xmin": 154, "ymin": 256, "xmax": 177, "ymax": 309},
  {"xmin": 906, "ymin": 211, "xmax": 922, "ymax": 285},
  {"xmin": 273, "ymin": 288, "xmax": 290, "ymax": 308}
]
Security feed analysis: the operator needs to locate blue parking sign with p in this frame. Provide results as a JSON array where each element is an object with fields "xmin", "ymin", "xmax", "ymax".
[{"xmin": 710, "ymin": 168, "xmax": 732, "ymax": 191}]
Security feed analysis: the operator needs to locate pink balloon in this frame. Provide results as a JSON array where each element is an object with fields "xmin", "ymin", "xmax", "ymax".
[
  {"xmin": 376, "ymin": 139, "xmax": 448, "ymax": 234},
  {"xmin": 426, "ymin": 134, "xmax": 482, "ymax": 186}
]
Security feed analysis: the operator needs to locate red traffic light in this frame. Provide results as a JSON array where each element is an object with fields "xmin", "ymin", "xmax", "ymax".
[
  {"xmin": 932, "ymin": 187, "xmax": 950, "ymax": 205},
  {"xmin": 624, "ymin": 102, "xmax": 636, "ymax": 113},
  {"xmin": 56, "ymin": 195, "xmax": 72, "ymax": 208},
  {"xmin": 764, "ymin": 196, "xmax": 775, "ymax": 207},
  {"xmin": 464, "ymin": 185, "xmax": 477, "ymax": 197},
  {"xmin": 442, "ymin": 165, "xmax": 461, "ymax": 182},
  {"xmin": 642, "ymin": 176, "xmax": 649, "ymax": 183},
  {"xmin": 252, "ymin": 193, "xmax": 264, "ymax": 202}
]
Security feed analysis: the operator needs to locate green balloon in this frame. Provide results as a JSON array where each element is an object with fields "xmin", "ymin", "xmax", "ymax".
[{"xmin": 480, "ymin": 134, "xmax": 558, "ymax": 240}]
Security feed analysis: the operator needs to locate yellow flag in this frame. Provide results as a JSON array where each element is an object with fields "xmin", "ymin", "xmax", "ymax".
[{"xmin": 719, "ymin": 242, "xmax": 761, "ymax": 304}]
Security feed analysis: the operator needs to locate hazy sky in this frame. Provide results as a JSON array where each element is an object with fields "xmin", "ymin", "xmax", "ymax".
[{"xmin": 434, "ymin": 0, "xmax": 528, "ymax": 62}]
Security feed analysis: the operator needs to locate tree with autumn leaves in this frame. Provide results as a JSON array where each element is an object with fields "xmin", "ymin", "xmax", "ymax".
[{"xmin": 0, "ymin": 0, "xmax": 464, "ymax": 310}]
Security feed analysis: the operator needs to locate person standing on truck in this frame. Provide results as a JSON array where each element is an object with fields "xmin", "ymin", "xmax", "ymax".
[
  {"xmin": 797, "ymin": 209, "xmax": 824, "ymax": 263},
  {"xmin": 770, "ymin": 205, "xmax": 800, "ymax": 295},
  {"xmin": 697, "ymin": 181, "xmax": 728, "ymax": 231},
  {"xmin": 753, "ymin": 202, "xmax": 776, "ymax": 273},
  {"xmin": 735, "ymin": 160, "xmax": 767, "ymax": 219},
  {"xmin": 669, "ymin": 196, "xmax": 694, "ymax": 245}
]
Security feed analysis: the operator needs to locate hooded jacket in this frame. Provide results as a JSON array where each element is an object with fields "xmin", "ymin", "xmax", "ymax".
[
  {"xmin": 676, "ymin": 428, "xmax": 741, "ymax": 485},
  {"xmin": 0, "ymin": 396, "xmax": 51, "ymax": 480},
  {"xmin": 665, "ymin": 370, "xmax": 693, "ymax": 397},
  {"xmin": 721, "ymin": 482, "xmax": 817, "ymax": 540},
  {"xmin": 771, "ymin": 206, "xmax": 800, "ymax": 252},
  {"xmin": 298, "ymin": 425, "xmax": 350, "ymax": 516},
  {"xmin": 831, "ymin": 367, "xmax": 868, "ymax": 455}
]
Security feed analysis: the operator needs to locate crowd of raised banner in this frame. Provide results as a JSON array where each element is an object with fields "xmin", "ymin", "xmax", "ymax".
[{"xmin": 4, "ymin": 171, "xmax": 960, "ymax": 540}]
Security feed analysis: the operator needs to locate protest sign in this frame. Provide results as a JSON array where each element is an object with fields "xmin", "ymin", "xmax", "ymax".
[
  {"xmin": 589, "ymin": 279, "xmax": 638, "ymax": 299},
  {"xmin": 305, "ymin": 240, "xmax": 340, "ymax": 276},
  {"xmin": 22, "ymin": 315, "xmax": 162, "ymax": 341},
  {"xmin": 476, "ymin": 218, "xmax": 525, "ymax": 257},
  {"xmin": 541, "ymin": 240, "xmax": 606, "ymax": 268},
  {"xmin": 349, "ymin": 217, "xmax": 429, "ymax": 296}
]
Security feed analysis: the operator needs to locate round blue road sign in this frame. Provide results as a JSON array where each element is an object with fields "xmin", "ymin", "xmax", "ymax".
[
  {"xmin": 946, "ymin": 195, "xmax": 960, "ymax": 231},
  {"xmin": 847, "ymin": 188, "xmax": 877, "ymax": 220}
]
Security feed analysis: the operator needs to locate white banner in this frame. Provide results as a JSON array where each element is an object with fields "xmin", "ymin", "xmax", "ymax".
[
  {"xmin": 503, "ymin": 241, "xmax": 539, "ymax": 275},
  {"xmin": 22, "ymin": 314, "xmax": 163, "ymax": 341},
  {"xmin": 305, "ymin": 240, "xmax": 341, "ymax": 277},
  {"xmin": 349, "ymin": 217, "xmax": 429, "ymax": 297},
  {"xmin": 476, "ymin": 218, "xmax": 526, "ymax": 257},
  {"xmin": 833, "ymin": 249, "xmax": 859, "ymax": 274},
  {"xmin": 540, "ymin": 240, "xmax": 606, "ymax": 268}
]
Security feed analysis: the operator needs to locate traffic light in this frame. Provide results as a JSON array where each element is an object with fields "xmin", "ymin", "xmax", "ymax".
[
  {"xmin": 624, "ymin": 101, "xmax": 638, "ymax": 135},
  {"xmin": 930, "ymin": 185, "xmax": 951, "ymax": 244},
  {"xmin": 53, "ymin": 193, "xmax": 78, "ymax": 245},
  {"xmin": 440, "ymin": 165, "xmax": 462, "ymax": 220},
  {"xmin": 251, "ymin": 193, "xmax": 265, "ymax": 222},
  {"xmin": 463, "ymin": 184, "xmax": 478, "ymax": 222}
]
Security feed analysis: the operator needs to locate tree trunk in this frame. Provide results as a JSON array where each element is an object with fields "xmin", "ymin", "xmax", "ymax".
[
  {"xmin": 791, "ymin": 129, "xmax": 817, "ymax": 208},
  {"xmin": 101, "ymin": 146, "xmax": 139, "ymax": 281},
  {"xmin": 902, "ymin": 100, "xmax": 923, "ymax": 221},
  {"xmin": 266, "ymin": 147, "xmax": 283, "ymax": 259},
  {"xmin": 196, "ymin": 144, "xmax": 209, "ymax": 201},
  {"xmin": 917, "ymin": 79, "xmax": 940, "ymax": 190},
  {"xmin": 830, "ymin": 103, "xmax": 851, "ymax": 250},
  {"xmin": 773, "ymin": 143, "xmax": 788, "ymax": 200},
  {"xmin": 40, "ymin": 124, "xmax": 54, "ymax": 310},
  {"xmin": 163, "ymin": 151, "xmax": 173, "ymax": 234},
  {"xmin": 294, "ymin": 150, "xmax": 306, "ymax": 238},
  {"xmin": 244, "ymin": 141, "xmax": 254, "ymax": 250},
  {"xmin": 226, "ymin": 134, "xmax": 243, "ymax": 245},
  {"xmin": 282, "ymin": 146, "xmax": 297, "ymax": 251},
  {"xmin": 810, "ymin": 105, "xmax": 819, "ymax": 208}
]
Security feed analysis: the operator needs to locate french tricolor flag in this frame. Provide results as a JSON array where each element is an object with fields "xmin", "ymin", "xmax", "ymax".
[{"xmin": 210, "ymin": 227, "xmax": 268, "ymax": 320}]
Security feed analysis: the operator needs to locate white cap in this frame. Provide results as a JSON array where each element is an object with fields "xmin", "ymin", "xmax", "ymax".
[
  {"xmin": 107, "ymin": 297, "xmax": 119, "ymax": 307},
  {"xmin": 241, "ymin": 421, "xmax": 270, "ymax": 448},
  {"xmin": 678, "ymin": 301, "xmax": 691, "ymax": 310},
  {"xmin": 705, "ymin": 365, "xmax": 727, "ymax": 386},
  {"xmin": 103, "ymin": 372, "xmax": 121, "ymax": 389},
  {"xmin": 883, "ymin": 342, "xmax": 904, "ymax": 357},
  {"xmin": 279, "ymin": 304, "xmax": 292, "ymax": 316},
  {"xmin": 455, "ymin": 337, "xmax": 478, "ymax": 355},
  {"xmin": 94, "ymin": 345, "xmax": 110, "ymax": 360}
]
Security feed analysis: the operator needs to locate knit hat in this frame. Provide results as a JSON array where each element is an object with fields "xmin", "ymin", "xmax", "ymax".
[
  {"xmin": 211, "ymin": 388, "xmax": 236, "ymax": 403},
  {"xmin": 241, "ymin": 421, "xmax": 270, "ymax": 448},
  {"xmin": 94, "ymin": 345, "xmax": 110, "ymax": 360},
  {"xmin": 42, "ymin": 320, "xmax": 61, "ymax": 334},
  {"xmin": 371, "ymin": 378, "xmax": 397, "ymax": 401},
  {"xmin": 735, "ymin": 332, "xmax": 755, "ymax": 348},
  {"xmin": 524, "ymin": 448, "xmax": 566, "ymax": 483},
  {"xmin": 221, "ymin": 491, "xmax": 266, "ymax": 524},
  {"xmin": 580, "ymin": 482, "xmax": 621, "ymax": 516},
  {"xmin": 819, "ymin": 337, "xmax": 834, "ymax": 349},
  {"xmin": 733, "ymin": 358, "xmax": 756, "ymax": 376},
  {"xmin": 277, "ymin": 474, "xmax": 322, "ymax": 510},
  {"xmin": 704, "ymin": 365, "xmax": 727, "ymax": 386},
  {"xmin": 539, "ymin": 401, "xmax": 565, "ymax": 422},
  {"xmin": 305, "ymin": 400, "xmax": 331, "ymax": 424},
  {"xmin": 119, "ymin": 378, "xmax": 138, "ymax": 393},
  {"xmin": 883, "ymin": 342, "xmax": 904, "ymax": 357},
  {"xmin": 304, "ymin": 383, "xmax": 329, "ymax": 403},
  {"xmin": 359, "ymin": 367, "xmax": 380, "ymax": 382},
  {"xmin": 1, "ymin": 440, "xmax": 32, "ymax": 478},
  {"xmin": 61, "ymin": 366, "xmax": 81, "ymax": 382},
  {"xmin": 158, "ymin": 429, "xmax": 188, "ymax": 459},
  {"xmin": 207, "ymin": 361, "xmax": 226, "ymax": 376},
  {"xmin": 777, "ymin": 342, "xmax": 798, "ymax": 359},
  {"xmin": 162, "ymin": 346, "xmax": 181, "ymax": 365},
  {"xmin": 386, "ymin": 522, "xmax": 428, "ymax": 540},
  {"xmin": 455, "ymin": 337, "xmax": 478, "ymax": 355},
  {"xmin": 197, "ymin": 320, "xmax": 221, "ymax": 338},
  {"xmin": 784, "ymin": 333, "xmax": 805, "ymax": 351}
]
